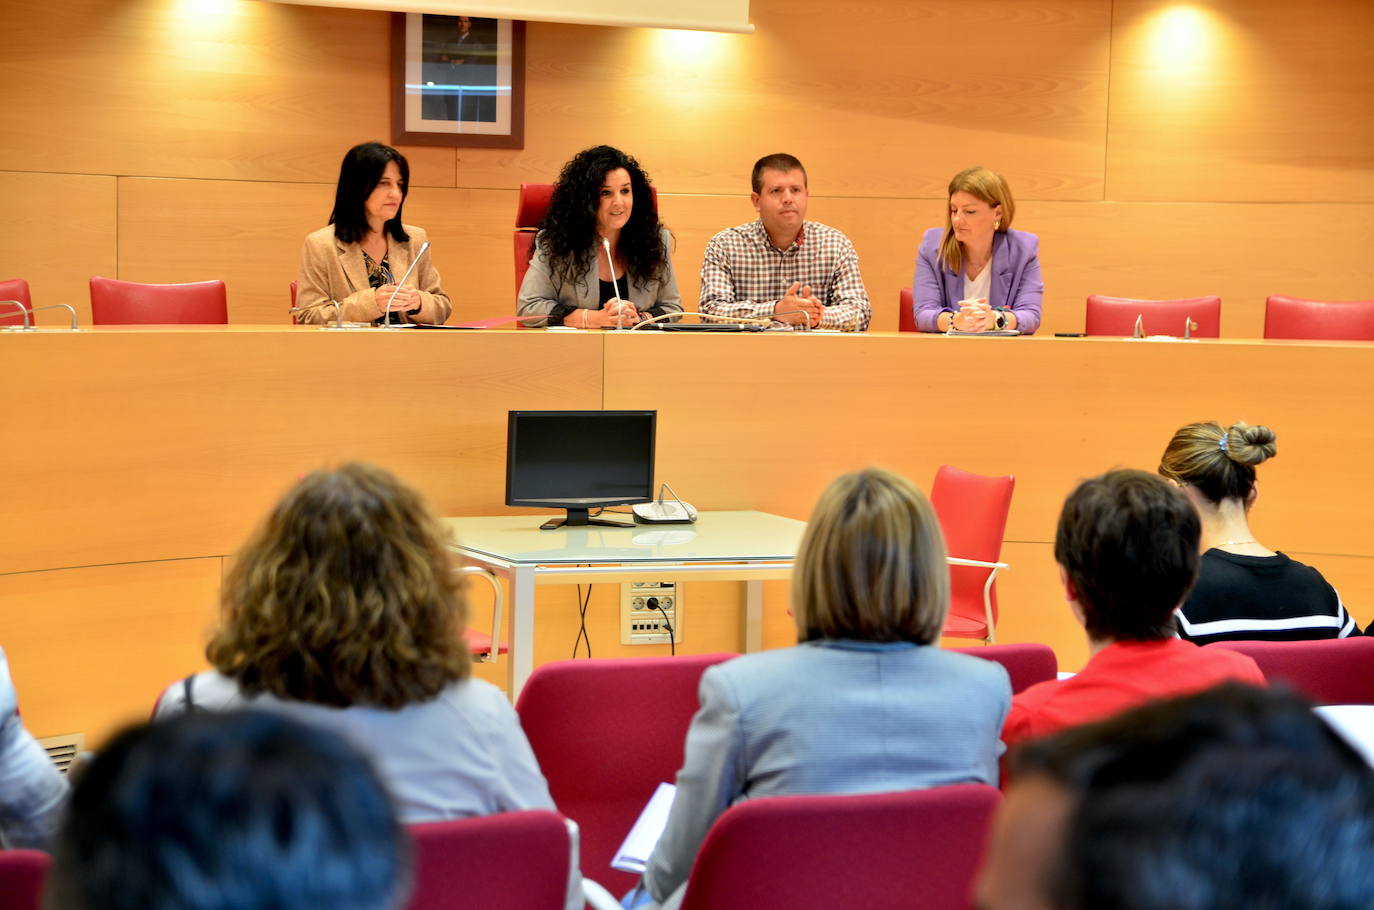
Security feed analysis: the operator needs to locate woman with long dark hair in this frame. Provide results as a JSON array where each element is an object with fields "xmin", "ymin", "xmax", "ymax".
[
  {"xmin": 518, "ymin": 145, "xmax": 682, "ymax": 327},
  {"xmin": 296, "ymin": 142, "xmax": 451, "ymax": 325}
]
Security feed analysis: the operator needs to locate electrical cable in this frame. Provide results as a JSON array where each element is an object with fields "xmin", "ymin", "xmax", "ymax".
[
  {"xmin": 652, "ymin": 601, "xmax": 676, "ymax": 656},
  {"xmin": 572, "ymin": 568, "xmax": 593, "ymax": 659}
]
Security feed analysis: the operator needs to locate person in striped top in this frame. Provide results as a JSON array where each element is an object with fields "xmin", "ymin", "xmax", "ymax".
[{"xmin": 1158, "ymin": 420, "xmax": 1360, "ymax": 644}]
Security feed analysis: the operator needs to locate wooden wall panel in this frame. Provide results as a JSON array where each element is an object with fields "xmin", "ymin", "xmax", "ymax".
[
  {"xmin": 0, "ymin": 0, "xmax": 452, "ymax": 187},
  {"xmin": 0, "ymin": 558, "xmax": 222, "ymax": 744},
  {"xmin": 0, "ymin": 173, "xmax": 116, "ymax": 324},
  {"xmin": 1029, "ymin": 200, "xmax": 1374, "ymax": 336},
  {"xmin": 454, "ymin": 0, "xmax": 1111, "ymax": 200},
  {"xmin": 1108, "ymin": 0, "xmax": 1374, "ymax": 202},
  {"xmin": 116, "ymin": 179, "xmax": 516, "ymax": 324}
]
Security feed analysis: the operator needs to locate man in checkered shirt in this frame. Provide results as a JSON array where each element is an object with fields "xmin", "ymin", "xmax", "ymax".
[{"xmin": 699, "ymin": 153, "xmax": 871, "ymax": 332}]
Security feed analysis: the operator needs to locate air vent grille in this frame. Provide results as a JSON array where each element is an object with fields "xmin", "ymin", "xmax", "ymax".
[{"xmin": 37, "ymin": 733, "xmax": 85, "ymax": 775}]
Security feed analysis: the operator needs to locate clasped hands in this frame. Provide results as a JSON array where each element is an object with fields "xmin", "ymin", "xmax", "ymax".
[
  {"xmin": 775, "ymin": 281, "xmax": 824, "ymax": 328},
  {"xmin": 376, "ymin": 284, "xmax": 422, "ymax": 317},
  {"xmin": 578, "ymin": 300, "xmax": 642, "ymax": 329},
  {"xmin": 950, "ymin": 298, "xmax": 1001, "ymax": 333}
]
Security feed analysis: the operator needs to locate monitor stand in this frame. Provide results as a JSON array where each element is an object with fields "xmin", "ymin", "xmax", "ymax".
[{"xmin": 539, "ymin": 507, "xmax": 634, "ymax": 531}]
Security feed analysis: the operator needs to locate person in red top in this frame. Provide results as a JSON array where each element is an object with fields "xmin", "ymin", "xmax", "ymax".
[{"xmin": 1003, "ymin": 469, "xmax": 1264, "ymax": 747}]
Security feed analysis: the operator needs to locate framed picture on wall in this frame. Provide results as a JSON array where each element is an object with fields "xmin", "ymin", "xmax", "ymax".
[{"xmin": 391, "ymin": 13, "xmax": 526, "ymax": 148}]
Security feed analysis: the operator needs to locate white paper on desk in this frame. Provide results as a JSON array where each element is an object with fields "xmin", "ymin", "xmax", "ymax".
[
  {"xmin": 944, "ymin": 329, "xmax": 1021, "ymax": 337},
  {"xmin": 611, "ymin": 782, "xmax": 677, "ymax": 874},
  {"xmin": 1316, "ymin": 705, "xmax": 1374, "ymax": 767}
]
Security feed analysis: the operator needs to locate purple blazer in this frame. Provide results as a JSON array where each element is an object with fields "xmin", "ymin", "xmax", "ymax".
[{"xmin": 912, "ymin": 227, "xmax": 1043, "ymax": 334}]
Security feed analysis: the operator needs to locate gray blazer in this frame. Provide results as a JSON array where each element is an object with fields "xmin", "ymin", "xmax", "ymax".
[
  {"xmin": 641, "ymin": 640, "xmax": 1011, "ymax": 908},
  {"xmin": 517, "ymin": 227, "xmax": 683, "ymax": 326}
]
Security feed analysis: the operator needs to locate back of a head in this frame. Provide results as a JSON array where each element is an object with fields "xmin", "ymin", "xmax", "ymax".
[
  {"xmin": 47, "ymin": 711, "xmax": 405, "ymax": 910},
  {"xmin": 1054, "ymin": 469, "xmax": 1199, "ymax": 641},
  {"xmin": 1013, "ymin": 685, "xmax": 1374, "ymax": 910},
  {"xmin": 792, "ymin": 467, "xmax": 949, "ymax": 644},
  {"xmin": 209, "ymin": 462, "xmax": 470, "ymax": 709},
  {"xmin": 1158, "ymin": 420, "xmax": 1278, "ymax": 505}
]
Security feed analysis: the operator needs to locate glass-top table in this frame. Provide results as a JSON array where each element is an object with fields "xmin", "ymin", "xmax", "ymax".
[{"xmin": 444, "ymin": 510, "xmax": 806, "ymax": 697}]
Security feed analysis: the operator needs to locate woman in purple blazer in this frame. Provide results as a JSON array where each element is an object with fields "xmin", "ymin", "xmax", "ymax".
[{"xmin": 913, "ymin": 166, "xmax": 1043, "ymax": 334}]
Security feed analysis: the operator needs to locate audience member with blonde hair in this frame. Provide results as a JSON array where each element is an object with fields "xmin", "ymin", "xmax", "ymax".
[
  {"xmin": 155, "ymin": 463, "xmax": 554, "ymax": 823},
  {"xmin": 628, "ymin": 467, "xmax": 1011, "ymax": 909},
  {"xmin": 1159, "ymin": 420, "xmax": 1360, "ymax": 644},
  {"xmin": 913, "ymin": 165, "xmax": 1044, "ymax": 334}
]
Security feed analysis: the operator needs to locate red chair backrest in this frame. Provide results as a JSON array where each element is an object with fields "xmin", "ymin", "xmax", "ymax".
[
  {"xmin": 90, "ymin": 276, "xmax": 228, "ymax": 325},
  {"xmin": 289, "ymin": 280, "xmax": 298, "ymax": 325},
  {"xmin": 1084, "ymin": 294, "xmax": 1221, "ymax": 337},
  {"xmin": 515, "ymin": 653, "xmax": 736, "ymax": 892},
  {"xmin": 679, "ymin": 785, "xmax": 1001, "ymax": 910},
  {"xmin": 0, "ymin": 849, "xmax": 50, "ymax": 910},
  {"xmin": 931, "ymin": 465, "xmax": 1015, "ymax": 630},
  {"xmin": 1207, "ymin": 637, "xmax": 1374, "ymax": 705},
  {"xmin": 1263, "ymin": 294, "xmax": 1374, "ymax": 341},
  {"xmin": 899, "ymin": 286, "xmax": 917, "ymax": 332},
  {"xmin": 0, "ymin": 278, "xmax": 33, "ymax": 327},
  {"xmin": 950, "ymin": 642, "xmax": 1057, "ymax": 694},
  {"xmin": 513, "ymin": 183, "xmax": 661, "ymax": 301},
  {"xmin": 405, "ymin": 812, "xmax": 569, "ymax": 910}
]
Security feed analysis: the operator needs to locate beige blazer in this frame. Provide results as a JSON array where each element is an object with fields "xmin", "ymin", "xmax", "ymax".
[{"xmin": 295, "ymin": 224, "xmax": 452, "ymax": 325}]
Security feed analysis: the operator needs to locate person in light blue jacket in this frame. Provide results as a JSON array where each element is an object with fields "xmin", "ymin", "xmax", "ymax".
[{"xmin": 630, "ymin": 467, "xmax": 1012, "ymax": 910}]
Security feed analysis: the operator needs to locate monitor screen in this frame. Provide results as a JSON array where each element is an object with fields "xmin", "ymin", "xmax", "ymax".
[{"xmin": 506, "ymin": 410, "xmax": 656, "ymax": 528}]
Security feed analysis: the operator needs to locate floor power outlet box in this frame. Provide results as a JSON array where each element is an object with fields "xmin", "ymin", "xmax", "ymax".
[{"xmin": 621, "ymin": 580, "xmax": 682, "ymax": 645}]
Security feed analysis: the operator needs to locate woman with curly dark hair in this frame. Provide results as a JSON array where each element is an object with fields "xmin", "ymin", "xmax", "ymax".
[
  {"xmin": 518, "ymin": 145, "xmax": 683, "ymax": 327},
  {"xmin": 153, "ymin": 462, "xmax": 554, "ymax": 823}
]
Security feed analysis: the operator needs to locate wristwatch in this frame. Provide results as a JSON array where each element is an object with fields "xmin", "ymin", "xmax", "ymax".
[{"xmin": 993, "ymin": 307, "xmax": 1008, "ymax": 330}]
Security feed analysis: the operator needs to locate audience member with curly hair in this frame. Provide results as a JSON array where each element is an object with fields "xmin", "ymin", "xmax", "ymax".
[
  {"xmin": 154, "ymin": 462, "xmax": 553, "ymax": 823},
  {"xmin": 518, "ymin": 145, "xmax": 683, "ymax": 327}
]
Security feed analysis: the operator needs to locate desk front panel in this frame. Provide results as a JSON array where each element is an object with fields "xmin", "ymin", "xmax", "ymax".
[
  {"xmin": 6, "ymin": 328, "xmax": 1372, "ymax": 736},
  {"xmin": 0, "ymin": 327, "xmax": 603, "ymax": 574}
]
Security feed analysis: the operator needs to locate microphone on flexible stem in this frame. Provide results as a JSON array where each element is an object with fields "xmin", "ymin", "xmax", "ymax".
[
  {"xmin": 602, "ymin": 237, "xmax": 628, "ymax": 331},
  {"xmin": 380, "ymin": 240, "xmax": 430, "ymax": 328}
]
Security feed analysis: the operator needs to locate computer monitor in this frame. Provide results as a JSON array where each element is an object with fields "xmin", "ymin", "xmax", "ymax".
[{"xmin": 506, "ymin": 410, "xmax": 656, "ymax": 530}]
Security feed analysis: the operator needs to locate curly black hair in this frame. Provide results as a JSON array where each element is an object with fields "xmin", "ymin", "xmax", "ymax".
[{"xmin": 535, "ymin": 145, "xmax": 670, "ymax": 290}]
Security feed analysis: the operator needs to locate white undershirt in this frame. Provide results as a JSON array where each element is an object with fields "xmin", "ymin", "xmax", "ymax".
[{"xmin": 962, "ymin": 261, "xmax": 992, "ymax": 303}]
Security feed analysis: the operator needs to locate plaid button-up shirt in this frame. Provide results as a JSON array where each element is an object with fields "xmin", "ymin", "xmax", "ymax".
[{"xmin": 699, "ymin": 220, "xmax": 871, "ymax": 331}]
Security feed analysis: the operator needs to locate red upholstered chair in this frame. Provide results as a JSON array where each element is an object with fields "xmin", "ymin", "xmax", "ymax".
[
  {"xmin": 289, "ymin": 280, "xmax": 298, "ymax": 325},
  {"xmin": 1084, "ymin": 294, "xmax": 1221, "ymax": 337},
  {"xmin": 932, "ymin": 465, "xmax": 1015, "ymax": 644},
  {"xmin": 899, "ymin": 286, "xmax": 917, "ymax": 332},
  {"xmin": 513, "ymin": 183, "xmax": 660, "ymax": 301},
  {"xmin": 515, "ymin": 653, "xmax": 737, "ymax": 893},
  {"xmin": 1207, "ymin": 637, "xmax": 1374, "ymax": 705},
  {"xmin": 0, "ymin": 278, "xmax": 34, "ymax": 327},
  {"xmin": 950, "ymin": 642, "xmax": 1057, "ymax": 694},
  {"xmin": 514, "ymin": 183, "xmax": 554, "ymax": 299},
  {"xmin": 0, "ymin": 849, "xmax": 50, "ymax": 910},
  {"xmin": 1263, "ymin": 294, "xmax": 1374, "ymax": 341},
  {"xmin": 678, "ymin": 785, "xmax": 1001, "ymax": 910},
  {"xmin": 404, "ymin": 811, "xmax": 570, "ymax": 910},
  {"xmin": 89, "ymin": 276, "xmax": 228, "ymax": 325}
]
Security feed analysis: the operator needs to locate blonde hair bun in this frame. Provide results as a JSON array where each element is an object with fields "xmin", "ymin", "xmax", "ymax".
[{"xmin": 1226, "ymin": 422, "xmax": 1278, "ymax": 467}]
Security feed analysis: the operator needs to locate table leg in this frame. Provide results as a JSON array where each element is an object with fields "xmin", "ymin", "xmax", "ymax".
[
  {"xmin": 508, "ymin": 565, "xmax": 536, "ymax": 700},
  {"xmin": 744, "ymin": 579, "xmax": 763, "ymax": 652}
]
